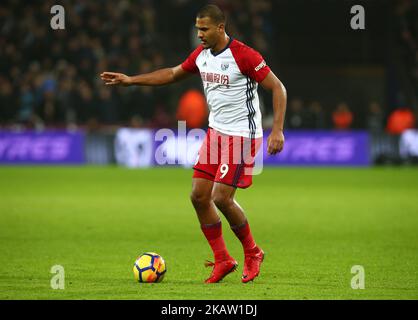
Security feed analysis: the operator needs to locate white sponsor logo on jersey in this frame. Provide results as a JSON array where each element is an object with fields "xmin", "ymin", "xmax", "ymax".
[{"xmin": 255, "ymin": 60, "xmax": 266, "ymax": 72}]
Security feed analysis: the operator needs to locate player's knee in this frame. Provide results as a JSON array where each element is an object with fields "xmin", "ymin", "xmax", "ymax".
[
  {"xmin": 211, "ymin": 191, "xmax": 232, "ymax": 210},
  {"xmin": 190, "ymin": 189, "xmax": 211, "ymax": 208}
]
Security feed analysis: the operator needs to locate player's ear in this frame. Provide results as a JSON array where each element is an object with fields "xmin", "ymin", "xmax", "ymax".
[{"xmin": 218, "ymin": 23, "xmax": 225, "ymax": 32}]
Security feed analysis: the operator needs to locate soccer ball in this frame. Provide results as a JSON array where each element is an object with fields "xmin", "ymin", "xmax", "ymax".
[{"xmin": 133, "ymin": 252, "xmax": 166, "ymax": 283}]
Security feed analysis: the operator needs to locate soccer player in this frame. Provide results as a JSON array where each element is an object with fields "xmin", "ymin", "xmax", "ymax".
[{"xmin": 100, "ymin": 4, "xmax": 287, "ymax": 283}]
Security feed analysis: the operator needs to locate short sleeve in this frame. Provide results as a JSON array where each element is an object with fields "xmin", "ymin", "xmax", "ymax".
[
  {"xmin": 181, "ymin": 46, "xmax": 204, "ymax": 74},
  {"xmin": 230, "ymin": 41, "xmax": 271, "ymax": 83},
  {"xmin": 244, "ymin": 48, "xmax": 271, "ymax": 82}
]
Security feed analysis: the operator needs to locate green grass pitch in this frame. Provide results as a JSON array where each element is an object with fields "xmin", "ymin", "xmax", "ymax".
[{"xmin": 0, "ymin": 166, "xmax": 417, "ymax": 300}]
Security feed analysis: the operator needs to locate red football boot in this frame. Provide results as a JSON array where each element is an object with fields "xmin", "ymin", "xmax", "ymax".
[
  {"xmin": 204, "ymin": 259, "xmax": 238, "ymax": 283},
  {"xmin": 242, "ymin": 247, "xmax": 264, "ymax": 283}
]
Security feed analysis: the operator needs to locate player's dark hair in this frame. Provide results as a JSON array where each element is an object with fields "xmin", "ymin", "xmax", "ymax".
[{"xmin": 197, "ymin": 4, "xmax": 226, "ymax": 25}]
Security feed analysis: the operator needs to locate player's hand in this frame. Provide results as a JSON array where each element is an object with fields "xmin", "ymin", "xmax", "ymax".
[
  {"xmin": 100, "ymin": 72, "xmax": 132, "ymax": 86},
  {"xmin": 267, "ymin": 129, "xmax": 284, "ymax": 155}
]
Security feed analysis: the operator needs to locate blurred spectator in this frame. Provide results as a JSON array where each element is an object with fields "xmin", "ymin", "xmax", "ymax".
[
  {"xmin": 128, "ymin": 86, "xmax": 157, "ymax": 126},
  {"xmin": 56, "ymin": 78, "xmax": 77, "ymax": 126},
  {"xmin": 74, "ymin": 81, "xmax": 96, "ymax": 124},
  {"xmin": 151, "ymin": 104, "xmax": 173, "ymax": 129},
  {"xmin": 36, "ymin": 73, "xmax": 62, "ymax": 125},
  {"xmin": 305, "ymin": 101, "xmax": 326, "ymax": 129},
  {"xmin": 386, "ymin": 107, "xmax": 416, "ymax": 134},
  {"xmin": 366, "ymin": 101, "xmax": 385, "ymax": 133},
  {"xmin": 97, "ymin": 87, "xmax": 119, "ymax": 124},
  {"xmin": 0, "ymin": 77, "xmax": 16, "ymax": 125},
  {"xmin": 17, "ymin": 82, "xmax": 36, "ymax": 123},
  {"xmin": 286, "ymin": 98, "xmax": 306, "ymax": 129},
  {"xmin": 332, "ymin": 102, "xmax": 353, "ymax": 130},
  {"xmin": 176, "ymin": 89, "xmax": 208, "ymax": 129},
  {"xmin": 129, "ymin": 115, "xmax": 144, "ymax": 129}
]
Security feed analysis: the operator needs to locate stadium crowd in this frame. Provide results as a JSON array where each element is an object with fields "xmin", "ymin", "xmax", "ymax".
[
  {"xmin": 0, "ymin": 0, "xmax": 274, "ymax": 130},
  {"xmin": 0, "ymin": 0, "xmax": 417, "ymax": 133}
]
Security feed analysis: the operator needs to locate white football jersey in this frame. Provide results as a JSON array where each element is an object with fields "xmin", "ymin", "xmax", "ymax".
[{"xmin": 182, "ymin": 38, "xmax": 271, "ymax": 139}]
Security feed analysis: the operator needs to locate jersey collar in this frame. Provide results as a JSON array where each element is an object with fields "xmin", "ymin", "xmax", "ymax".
[{"xmin": 210, "ymin": 36, "xmax": 233, "ymax": 57}]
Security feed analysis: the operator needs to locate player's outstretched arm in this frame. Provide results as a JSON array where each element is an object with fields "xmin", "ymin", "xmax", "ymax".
[
  {"xmin": 100, "ymin": 65, "xmax": 192, "ymax": 86},
  {"xmin": 260, "ymin": 71, "xmax": 287, "ymax": 155}
]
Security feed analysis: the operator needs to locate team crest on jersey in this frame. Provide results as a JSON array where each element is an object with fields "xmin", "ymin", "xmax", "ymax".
[{"xmin": 221, "ymin": 63, "xmax": 229, "ymax": 71}]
